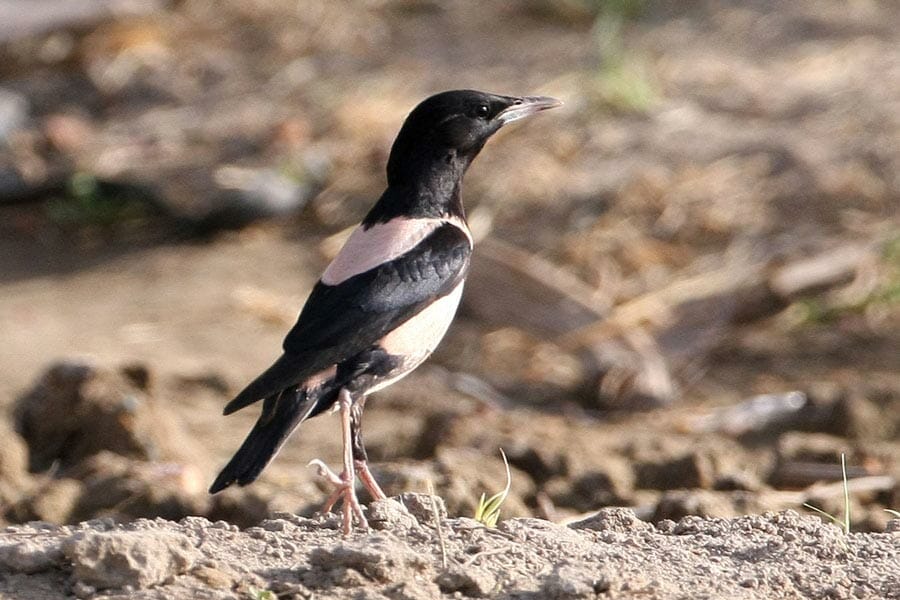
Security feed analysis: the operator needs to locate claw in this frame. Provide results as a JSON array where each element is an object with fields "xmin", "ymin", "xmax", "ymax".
[
  {"xmin": 310, "ymin": 389, "xmax": 372, "ymax": 535},
  {"xmin": 308, "ymin": 459, "xmax": 342, "ymax": 485},
  {"xmin": 311, "ymin": 461, "xmax": 369, "ymax": 533}
]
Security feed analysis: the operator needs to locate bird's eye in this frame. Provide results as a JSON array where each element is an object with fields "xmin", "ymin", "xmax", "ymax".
[{"xmin": 475, "ymin": 104, "xmax": 490, "ymax": 118}]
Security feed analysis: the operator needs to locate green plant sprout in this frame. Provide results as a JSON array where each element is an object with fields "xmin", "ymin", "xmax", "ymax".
[
  {"xmin": 474, "ymin": 449, "xmax": 511, "ymax": 527},
  {"xmin": 803, "ymin": 453, "xmax": 851, "ymax": 535},
  {"xmin": 248, "ymin": 587, "xmax": 277, "ymax": 600}
]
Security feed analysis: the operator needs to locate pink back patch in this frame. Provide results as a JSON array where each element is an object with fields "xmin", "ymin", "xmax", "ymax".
[{"xmin": 321, "ymin": 218, "xmax": 453, "ymax": 285}]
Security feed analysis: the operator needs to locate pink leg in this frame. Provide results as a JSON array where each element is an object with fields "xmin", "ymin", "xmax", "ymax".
[
  {"xmin": 348, "ymin": 396, "xmax": 388, "ymax": 501},
  {"xmin": 355, "ymin": 459, "xmax": 388, "ymax": 501},
  {"xmin": 308, "ymin": 389, "xmax": 368, "ymax": 534}
]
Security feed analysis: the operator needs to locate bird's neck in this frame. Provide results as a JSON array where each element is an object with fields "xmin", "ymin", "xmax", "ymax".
[{"xmin": 363, "ymin": 157, "xmax": 468, "ymax": 226}]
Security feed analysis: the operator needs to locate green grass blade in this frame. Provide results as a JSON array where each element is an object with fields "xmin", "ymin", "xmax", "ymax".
[
  {"xmin": 841, "ymin": 453, "xmax": 850, "ymax": 535},
  {"xmin": 474, "ymin": 449, "xmax": 512, "ymax": 527}
]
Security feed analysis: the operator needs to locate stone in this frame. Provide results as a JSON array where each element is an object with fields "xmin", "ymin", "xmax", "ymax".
[
  {"xmin": 14, "ymin": 360, "xmax": 209, "ymax": 473},
  {"xmin": 0, "ymin": 539, "xmax": 64, "ymax": 573},
  {"xmin": 569, "ymin": 507, "xmax": 653, "ymax": 533},
  {"xmin": 540, "ymin": 562, "xmax": 599, "ymax": 599},
  {"xmin": 435, "ymin": 565, "xmax": 497, "ymax": 597},
  {"xmin": 63, "ymin": 529, "xmax": 200, "ymax": 590},
  {"xmin": 368, "ymin": 498, "xmax": 420, "ymax": 531}
]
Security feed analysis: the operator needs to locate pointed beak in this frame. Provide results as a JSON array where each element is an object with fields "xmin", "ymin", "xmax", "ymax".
[{"xmin": 496, "ymin": 95, "xmax": 563, "ymax": 125}]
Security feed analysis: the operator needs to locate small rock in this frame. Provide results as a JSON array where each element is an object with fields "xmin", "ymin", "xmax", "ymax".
[
  {"xmin": 208, "ymin": 487, "xmax": 272, "ymax": 528},
  {"xmin": 569, "ymin": 507, "xmax": 653, "ymax": 533},
  {"xmin": 435, "ymin": 565, "xmax": 497, "ymax": 597},
  {"xmin": 70, "ymin": 452, "xmax": 208, "ymax": 522},
  {"xmin": 540, "ymin": 562, "xmax": 597, "ymax": 599},
  {"xmin": 635, "ymin": 451, "xmax": 714, "ymax": 490},
  {"xmin": 63, "ymin": 529, "xmax": 200, "ymax": 590},
  {"xmin": 191, "ymin": 564, "xmax": 235, "ymax": 590},
  {"xmin": 824, "ymin": 390, "xmax": 891, "ymax": 440},
  {"xmin": 0, "ymin": 539, "xmax": 64, "ymax": 573},
  {"xmin": 397, "ymin": 492, "xmax": 446, "ymax": 523},
  {"xmin": 14, "ymin": 360, "xmax": 210, "ymax": 473},
  {"xmin": 652, "ymin": 490, "xmax": 761, "ymax": 522},
  {"xmin": 0, "ymin": 420, "xmax": 33, "ymax": 507},
  {"xmin": 269, "ymin": 579, "xmax": 314, "ymax": 599},
  {"xmin": 564, "ymin": 459, "xmax": 635, "ymax": 510},
  {"xmin": 383, "ymin": 579, "xmax": 443, "ymax": 600},
  {"xmin": 775, "ymin": 432, "xmax": 847, "ymax": 464},
  {"xmin": 309, "ymin": 534, "xmax": 429, "ymax": 583},
  {"xmin": 368, "ymin": 498, "xmax": 420, "ymax": 531},
  {"xmin": 17, "ymin": 477, "xmax": 84, "ymax": 523},
  {"xmin": 71, "ymin": 581, "xmax": 96, "ymax": 599}
]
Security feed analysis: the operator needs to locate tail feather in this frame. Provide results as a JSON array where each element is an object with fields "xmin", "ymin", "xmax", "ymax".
[
  {"xmin": 210, "ymin": 385, "xmax": 334, "ymax": 493},
  {"xmin": 223, "ymin": 353, "xmax": 310, "ymax": 416}
]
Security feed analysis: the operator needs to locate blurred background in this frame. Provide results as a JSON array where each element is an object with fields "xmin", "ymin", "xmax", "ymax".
[{"xmin": 0, "ymin": 0, "xmax": 897, "ymax": 531}]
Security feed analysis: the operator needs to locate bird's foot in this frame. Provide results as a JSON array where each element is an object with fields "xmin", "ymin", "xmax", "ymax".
[{"xmin": 309, "ymin": 459, "xmax": 368, "ymax": 534}]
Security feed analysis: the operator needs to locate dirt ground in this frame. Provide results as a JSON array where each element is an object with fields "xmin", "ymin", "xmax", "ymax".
[
  {"xmin": 0, "ymin": 0, "xmax": 899, "ymax": 598},
  {"xmin": 2, "ymin": 496, "xmax": 899, "ymax": 600}
]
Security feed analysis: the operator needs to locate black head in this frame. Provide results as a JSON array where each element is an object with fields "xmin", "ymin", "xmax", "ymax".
[{"xmin": 386, "ymin": 90, "xmax": 562, "ymax": 188}]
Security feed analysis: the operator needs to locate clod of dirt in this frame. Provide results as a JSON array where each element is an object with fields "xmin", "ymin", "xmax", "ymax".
[
  {"xmin": 8, "ymin": 450, "xmax": 210, "ymax": 526},
  {"xmin": 69, "ymin": 451, "xmax": 208, "ymax": 523},
  {"xmin": 62, "ymin": 529, "xmax": 200, "ymax": 590},
  {"xmin": 540, "ymin": 561, "xmax": 608, "ymax": 599},
  {"xmin": 0, "ymin": 537, "xmax": 64, "ymax": 574},
  {"xmin": 207, "ymin": 487, "xmax": 274, "ymax": 529},
  {"xmin": 769, "ymin": 432, "xmax": 866, "ymax": 488},
  {"xmin": 0, "ymin": 421, "xmax": 33, "ymax": 510},
  {"xmin": 7, "ymin": 478, "xmax": 84, "ymax": 524},
  {"xmin": 308, "ymin": 533, "xmax": 430, "ymax": 585},
  {"xmin": 652, "ymin": 489, "xmax": 766, "ymax": 522},
  {"xmin": 189, "ymin": 559, "xmax": 238, "ymax": 591},
  {"xmin": 435, "ymin": 565, "xmax": 498, "ymax": 598},
  {"xmin": 634, "ymin": 448, "xmax": 715, "ymax": 490},
  {"xmin": 553, "ymin": 457, "xmax": 636, "ymax": 511},
  {"xmin": 14, "ymin": 360, "xmax": 210, "ymax": 473},
  {"xmin": 776, "ymin": 432, "xmax": 852, "ymax": 465},
  {"xmin": 367, "ymin": 498, "xmax": 420, "ymax": 532},
  {"xmin": 569, "ymin": 507, "xmax": 654, "ymax": 533},
  {"xmin": 396, "ymin": 492, "xmax": 447, "ymax": 522},
  {"xmin": 822, "ymin": 390, "xmax": 893, "ymax": 440}
]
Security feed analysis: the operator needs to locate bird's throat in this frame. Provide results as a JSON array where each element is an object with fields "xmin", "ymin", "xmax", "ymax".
[{"xmin": 365, "ymin": 158, "xmax": 467, "ymax": 226}]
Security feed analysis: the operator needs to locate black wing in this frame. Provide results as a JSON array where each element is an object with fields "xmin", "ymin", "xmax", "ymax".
[{"xmin": 223, "ymin": 222, "xmax": 471, "ymax": 414}]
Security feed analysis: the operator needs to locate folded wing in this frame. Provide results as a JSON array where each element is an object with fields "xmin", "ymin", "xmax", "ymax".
[{"xmin": 222, "ymin": 222, "xmax": 471, "ymax": 415}]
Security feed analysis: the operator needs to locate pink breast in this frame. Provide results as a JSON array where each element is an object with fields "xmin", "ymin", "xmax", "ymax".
[
  {"xmin": 380, "ymin": 281, "xmax": 464, "ymax": 355},
  {"xmin": 367, "ymin": 281, "xmax": 465, "ymax": 393}
]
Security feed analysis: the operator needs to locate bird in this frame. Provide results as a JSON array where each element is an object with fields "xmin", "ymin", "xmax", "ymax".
[{"xmin": 209, "ymin": 89, "xmax": 562, "ymax": 533}]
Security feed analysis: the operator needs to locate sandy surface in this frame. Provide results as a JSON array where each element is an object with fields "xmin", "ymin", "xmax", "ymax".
[{"xmin": 1, "ymin": 494, "xmax": 898, "ymax": 600}]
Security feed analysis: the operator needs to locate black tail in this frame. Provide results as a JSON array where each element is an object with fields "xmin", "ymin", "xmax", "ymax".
[{"xmin": 209, "ymin": 384, "xmax": 337, "ymax": 494}]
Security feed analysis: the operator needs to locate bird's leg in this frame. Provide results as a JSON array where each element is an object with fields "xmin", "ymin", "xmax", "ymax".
[
  {"xmin": 350, "ymin": 397, "xmax": 388, "ymax": 501},
  {"xmin": 309, "ymin": 388, "xmax": 367, "ymax": 534}
]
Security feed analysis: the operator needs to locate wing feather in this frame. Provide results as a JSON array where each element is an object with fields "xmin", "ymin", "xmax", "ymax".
[{"xmin": 222, "ymin": 221, "xmax": 470, "ymax": 414}]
